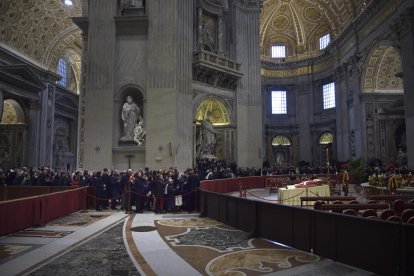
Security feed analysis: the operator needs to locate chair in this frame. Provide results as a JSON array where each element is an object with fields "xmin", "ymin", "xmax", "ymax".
[
  {"xmin": 401, "ymin": 209, "xmax": 414, "ymax": 223},
  {"xmin": 367, "ymin": 200, "xmax": 377, "ymax": 204},
  {"xmin": 407, "ymin": 216, "xmax": 414, "ymax": 224},
  {"xmin": 387, "ymin": 215, "xmax": 401, "ymax": 222},
  {"xmin": 343, "ymin": 209, "xmax": 359, "ymax": 216},
  {"xmin": 410, "ymin": 199, "xmax": 414, "ymax": 204},
  {"xmin": 349, "ymin": 200, "xmax": 359, "ymax": 204},
  {"xmin": 393, "ymin": 199, "xmax": 405, "ymax": 215},
  {"xmin": 361, "ymin": 209, "xmax": 377, "ymax": 218},
  {"xmin": 366, "ymin": 216, "xmax": 378, "ymax": 220},
  {"xmin": 332, "ymin": 200, "xmax": 343, "ymax": 213},
  {"xmin": 380, "ymin": 209, "xmax": 396, "ymax": 220},
  {"xmin": 314, "ymin": 201, "xmax": 326, "ymax": 210}
]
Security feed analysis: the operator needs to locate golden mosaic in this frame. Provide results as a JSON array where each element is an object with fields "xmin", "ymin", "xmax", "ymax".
[{"xmin": 260, "ymin": 0, "xmax": 372, "ymax": 60}]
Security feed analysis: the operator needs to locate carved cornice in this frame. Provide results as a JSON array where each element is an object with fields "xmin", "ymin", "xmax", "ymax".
[
  {"xmin": 199, "ymin": 0, "xmax": 228, "ymax": 15},
  {"xmin": 235, "ymin": 0, "xmax": 261, "ymax": 11}
]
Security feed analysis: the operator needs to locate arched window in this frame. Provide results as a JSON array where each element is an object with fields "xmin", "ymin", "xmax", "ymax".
[
  {"xmin": 319, "ymin": 132, "xmax": 333, "ymax": 144},
  {"xmin": 57, "ymin": 58, "xmax": 67, "ymax": 87},
  {"xmin": 272, "ymin": 135, "xmax": 291, "ymax": 146},
  {"xmin": 195, "ymin": 98, "xmax": 230, "ymax": 126}
]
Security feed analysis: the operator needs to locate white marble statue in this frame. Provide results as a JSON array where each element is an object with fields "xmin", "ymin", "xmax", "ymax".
[
  {"xmin": 197, "ymin": 117, "xmax": 218, "ymax": 157},
  {"xmin": 133, "ymin": 120, "xmax": 146, "ymax": 146},
  {"xmin": 121, "ymin": 96, "xmax": 142, "ymax": 141}
]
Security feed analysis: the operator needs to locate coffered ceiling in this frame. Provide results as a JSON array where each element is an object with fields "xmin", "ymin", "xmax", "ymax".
[{"xmin": 260, "ymin": 0, "xmax": 371, "ymax": 59}]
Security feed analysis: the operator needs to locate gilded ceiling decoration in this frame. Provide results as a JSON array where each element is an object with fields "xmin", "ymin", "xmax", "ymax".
[
  {"xmin": 0, "ymin": 0, "xmax": 83, "ymax": 77},
  {"xmin": 1, "ymin": 100, "xmax": 25, "ymax": 125},
  {"xmin": 362, "ymin": 44, "xmax": 403, "ymax": 92},
  {"xmin": 260, "ymin": 0, "xmax": 371, "ymax": 60},
  {"xmin": 195, "ymin": 98, "xmax": 231, "ymax": 126}
]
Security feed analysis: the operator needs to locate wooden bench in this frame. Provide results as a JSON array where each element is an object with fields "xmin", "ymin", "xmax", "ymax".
[
  {"xmin": 367, "ymin": 195, "xmax": 414, "ymax": 201},
  {"xmin": 300, "ymin": 196, "xmax": 356, "ymax": 207}
]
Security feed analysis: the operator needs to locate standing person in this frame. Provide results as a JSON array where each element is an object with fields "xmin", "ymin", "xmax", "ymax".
[
  {"xmin": 102, "ymin": 168, "xmax": 111, "ymax": 209},
  {"xmin": 91, "ymin": 171, "xmax": 106, "ymax": 211},
  {"xmin": 185, "ymin": 169, "xmax": 200, "ymax": 212},
  {"xmin": 154, "ymin": 173, "xmax": 166, "ymax": 214},
  {"xmin": 134, "ymin": 171, "xmax": 146, "ymax": 213},
  {"xmin": 110, "ymin": 170, "xmax": 121, "ymax": 209},
  {"xmin": 121, "ymin": 169, "xmax": 133, "ymax": 213},
  {"xmin": 164, "ymin": 176, "xmax": 176, "ymax": 212}
]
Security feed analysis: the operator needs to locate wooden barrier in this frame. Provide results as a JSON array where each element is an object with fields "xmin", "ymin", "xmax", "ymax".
[
  {"xmin": 198, "ymin": 176, "xmax": 414, "ymax": 275},
  {"xmin": 0, "ymin": 187, "xmax": 87, "ymax": 236}
]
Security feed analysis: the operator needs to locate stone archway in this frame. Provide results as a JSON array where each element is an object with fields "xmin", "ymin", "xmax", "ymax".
[
  {"xmin": 194, "ymin": 97, "xmax": 233, "ymax": 161},
  {"xmin": 0, "ymin": 99, "xmax": 26, "ymax": 169},
  {"xmin": 271, "ymin": 135, "xmax": 291, "ymax": 166}
]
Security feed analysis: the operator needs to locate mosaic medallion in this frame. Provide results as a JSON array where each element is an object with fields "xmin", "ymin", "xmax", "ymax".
[
  {"xmin": 205, "ymin": 248, "xmax": 320, "ymax": 276},
  {"xmin": 166, "ymin": 227, "xmax": 254, "ymax": 252}
]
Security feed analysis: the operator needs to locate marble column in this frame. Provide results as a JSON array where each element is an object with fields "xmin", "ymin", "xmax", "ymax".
[
  {"xmin": 397, "ymin": 8, "xmax": 414, "ymax": 169},
  {"xmin": 334, "ymin": 64, "xmax": 350, "ymax": 162},
  {"xmin": 0, "ymin": 89, "xmax": 3, "ymax": 120},
  {"xmin": 197, "ymin": 8, "xmax": 203, "ymax": 51},
  {"xmin": 175, "ymin": 0, "xmax": 194, "ymax": 171},
  {"xmin": 234, "ymin": 0, "xmax": 263, "ymax": 167},
  {"xmin": 145, "ymin": 0, "xmax": 178, "ymax": 169},
  {"xmin": 81, "ymin": 0, "xmax": 116, "ymax": 171},
  {"xmin": 26, "ymin": 100, "xmax": 40, "ymax": 168},
  {"xmin": 296, "ymin": 82, "xmax": 312, "ymax": 163},
  {"xmin": 217, "ymin": 16, "xmax": 224, "ymax": 55},
  {"xmin": 347, "ymin": 56, "xmax": 364, "ymax": 159},
  {"xmin": 38, "ymin": 85, "xmax": 55, "ymax": 167}
]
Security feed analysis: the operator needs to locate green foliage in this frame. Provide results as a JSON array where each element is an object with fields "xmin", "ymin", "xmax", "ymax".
[{"xmin": 348, "ymin": 158, "xmax": 367, "ymax": 184}]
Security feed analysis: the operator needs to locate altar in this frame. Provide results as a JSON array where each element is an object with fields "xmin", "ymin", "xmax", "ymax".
[{"xmin": 278, "ymin": 184, "xmax": 331, "ymax": 206}]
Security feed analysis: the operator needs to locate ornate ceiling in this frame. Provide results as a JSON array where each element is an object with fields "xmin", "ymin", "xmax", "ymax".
[
  {"xmin": 260, "ymin": 0, "xmax": 371, "ymax": 60},
  {"xmin": 0, "ymin": 0, "xmax": 83, "ymax": 85}
]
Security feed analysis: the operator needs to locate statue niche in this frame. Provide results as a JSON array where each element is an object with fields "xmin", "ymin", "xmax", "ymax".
[
  {"xmin": 120, "ymin": 95, "xmax": 146, "ymax": 146},
  {"xmin": 197, "ymin": 117, "xmax": 218, "ymax": 157}
]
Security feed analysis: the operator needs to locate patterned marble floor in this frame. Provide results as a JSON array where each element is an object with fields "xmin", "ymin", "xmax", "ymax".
[
  {"xmin": 0, "ymin": 210, "xmax": 375, "ymax": 276},
  {"xmin": 29, "ymin": 222, "xmax": 139, "ymax": 276}
]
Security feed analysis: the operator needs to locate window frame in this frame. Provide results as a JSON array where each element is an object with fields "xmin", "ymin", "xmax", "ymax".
[
  {"xmin": 271, "ymin": 90, "xmax": 287, "ymax": 115},
  {"xmin": 322, "ymin": 82, "xmax": 336, "ymax": 110},
  {"xmin": 56, "ymin": 57, "xmax": 68, "ymax": 87},
  {"xmin": 319, "ymin": 33, "xmax": 330, "ymax": 50},
  {"xmin": 271, "ymin": 45, "xmax": 286, "ymax": 59}
]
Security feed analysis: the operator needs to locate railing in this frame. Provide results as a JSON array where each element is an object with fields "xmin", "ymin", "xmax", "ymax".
[
  {"xmin": 193, "ymin": 50, "xmax": 242, "ymax": 73},
  {"xmin": 198, "ymin": 176, "xmax": 414, "ymax": 276}
]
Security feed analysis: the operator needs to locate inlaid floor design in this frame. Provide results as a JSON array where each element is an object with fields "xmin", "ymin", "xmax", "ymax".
[
  {"xmin": 46, "ymin": 210, "xmax": 112, "ymax": 226},
  {"xmin": 156, "ymin": 218, "xmax": 321, "ymax": 275}
]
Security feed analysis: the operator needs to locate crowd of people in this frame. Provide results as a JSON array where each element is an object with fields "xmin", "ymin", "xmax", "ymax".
[
  {"xmin": 3, "ymin": 157, "xmax": 413, "ymax": 213},
  {"xmin": 0, "ymin": 166, "xmax": 200, "ymax": 214}
]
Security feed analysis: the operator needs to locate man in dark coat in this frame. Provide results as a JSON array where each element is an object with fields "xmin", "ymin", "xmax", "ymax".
[
  {"xmin": 91, "ymin": 171, "xmax": 106, "ymax": 211},
  {"xmin": 185, "ymin": 169, "xmax": 200, "ymax": 212}
]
